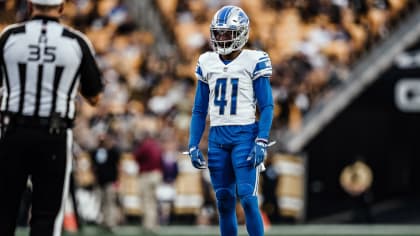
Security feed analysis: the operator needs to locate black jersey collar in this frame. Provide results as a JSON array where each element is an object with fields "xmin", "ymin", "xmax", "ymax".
[{"xmin": 32, "ymin": 15, "xmax": 59, "ymax": 23}]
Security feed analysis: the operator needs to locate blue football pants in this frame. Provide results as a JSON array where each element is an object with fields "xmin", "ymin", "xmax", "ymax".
[{"xmin": 207, "ymin": 141, "xmax": 264, "ymax": 236}]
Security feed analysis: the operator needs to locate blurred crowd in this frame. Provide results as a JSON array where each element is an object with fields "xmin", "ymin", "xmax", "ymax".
[{"xmin": 0, "ymin": 0, "xmax": 416, "ymax": 231}]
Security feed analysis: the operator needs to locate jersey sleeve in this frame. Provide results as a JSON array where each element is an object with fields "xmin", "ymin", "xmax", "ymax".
[
  {"xmin": 0, "ymin": 25, "xmax": 18, "ymax": 88},
  {"xmin": 252, "ymin": 51, "xmax": 272, "ymax": 80},
  {"xmin": 195, "ymin": 54, "xmax": 208, "ymax": 83},
  {"xmin": 189, "ymin": 80, "xmax": 209, "ymax": 148},
  {"xmin": 0, "ymin": 30, "xmax": 4, "ymax": 85},
  {"xmin": 77, "ymin": 36, "xmax": 104, "ymax": 97},
  {"xmin": 253, "ymin": 76, "xmax": 274, "ymax": 140},
  {"xmin": 0, "ymin": 59, "xmax": 2, "ymax": 86},
  {"xmin": 0, "ymin": 66, "xmax": 3, "ymax": 87}
]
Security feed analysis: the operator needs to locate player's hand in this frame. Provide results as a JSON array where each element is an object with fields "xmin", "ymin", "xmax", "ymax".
[
  {"xmin": 247, "ymin": 139, "xmax": 268, "ymax": 168},
  {"xmin": 188, "ymin": 146, "xmax": 207, "ymax": 169}
]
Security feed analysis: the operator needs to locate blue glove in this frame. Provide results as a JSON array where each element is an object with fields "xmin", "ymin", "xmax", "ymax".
[
  {"xmin": 247, "ymin": 139, "xmax": 268, "ymax": 168},
  {"xmin": 189, "ymin": 146, "xmax": 207, "ymax": 169}
]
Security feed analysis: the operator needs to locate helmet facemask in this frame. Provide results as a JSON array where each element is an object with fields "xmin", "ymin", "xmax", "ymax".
[{"xmin": 210, "ymin": 27, "xmax": 248, "ymax": 55}]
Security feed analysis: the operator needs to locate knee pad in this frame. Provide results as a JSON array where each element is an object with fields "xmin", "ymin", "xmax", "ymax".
[
  {"xmin": 215, "ymin": 188, "xmax": 236, "ymax": 214},
  {"xmin": 238, "ymin": 183, "xmax": 259, "ymax": 212},
  {"xmin": 240, "ymin": 195, "xmax": 258, "ymax": 212},
  {"xmin": 237, "ymin": 183, "xmax": 255, "ymax": 199}
]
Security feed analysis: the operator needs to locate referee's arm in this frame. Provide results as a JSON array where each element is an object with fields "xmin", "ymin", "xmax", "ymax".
[
  {"xmin": 0, "ymin": 30, "xmax": 4, "ymax": 108},
  {"xmin": 77, "ymin": 36, "xmax": 103, "ymax": 106}
]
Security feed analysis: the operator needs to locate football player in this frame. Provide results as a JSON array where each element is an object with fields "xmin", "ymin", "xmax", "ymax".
[{"xmin": 188, "ymin": 5, "xmax": 274, "ymax": 236}]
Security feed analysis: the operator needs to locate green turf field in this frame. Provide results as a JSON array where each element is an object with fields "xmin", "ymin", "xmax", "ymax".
[{"xmin": 15, "ymin": 225, "xmax": 420, "ymax": 236}]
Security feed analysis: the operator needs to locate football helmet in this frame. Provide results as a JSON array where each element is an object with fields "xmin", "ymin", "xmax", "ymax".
[{"xmin": 210, "ymin": 5, "xmax": 249, "ymax": 55}]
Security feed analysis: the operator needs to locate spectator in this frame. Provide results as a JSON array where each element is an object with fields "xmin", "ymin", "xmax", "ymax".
[
  {"xmin": 133, "ymin": 132, "xmax": 164, "ymax": 234},
  {"xmin": 91, "ymin": 134, "xmax": 122, "ymax": 231}
]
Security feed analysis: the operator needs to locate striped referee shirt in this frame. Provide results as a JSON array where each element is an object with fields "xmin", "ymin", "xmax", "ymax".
[{"xmin": 0, "ymin": 15, "xmax": 103, "ymax": 120}]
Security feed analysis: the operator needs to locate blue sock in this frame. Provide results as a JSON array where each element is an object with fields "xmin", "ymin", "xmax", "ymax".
[{"xmin": 241, "ymin": 195, "xmax": 264, "ymax": 236}]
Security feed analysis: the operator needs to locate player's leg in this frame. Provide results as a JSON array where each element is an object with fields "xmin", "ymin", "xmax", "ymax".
[
  {"xmin": 208, "ymin": 142, "xmax": 237, "ymax": 236},
  {"xmin": 0, "ymin": 129, "xmax": 30, "ymax": 236},
  {"xmin": 233, "ymin": 142, "xmax": 264, "ymax": 236},
  {"xmin": 29, "ymin": 129, "xmax": 72, "ymax": 236}
]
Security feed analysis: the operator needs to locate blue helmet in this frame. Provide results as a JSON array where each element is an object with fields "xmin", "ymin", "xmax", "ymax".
[{"xmin": 210, "ymin": 5, "xmax": 249, "ymax": 55}]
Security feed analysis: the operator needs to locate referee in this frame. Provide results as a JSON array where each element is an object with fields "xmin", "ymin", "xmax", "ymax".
[{"xmin": 0, "ymin": 0, "xmax": 103, "ymax": 236}]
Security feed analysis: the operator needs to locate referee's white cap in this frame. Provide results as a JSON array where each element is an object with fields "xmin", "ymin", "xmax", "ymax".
[{"xmin": 30, "ymin": 0, "xmax": 63, "ymax": 5}]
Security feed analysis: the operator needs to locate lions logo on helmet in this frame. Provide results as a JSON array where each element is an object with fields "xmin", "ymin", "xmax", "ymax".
[{"xmin": 210, "ymin": 6, "xmax": 249, "ymax": 55}]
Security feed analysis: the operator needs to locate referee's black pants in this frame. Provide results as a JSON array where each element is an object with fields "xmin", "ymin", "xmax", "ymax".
[{"xmin": 0, "ymin": 126, "xmax": 72, "ymax": 236}]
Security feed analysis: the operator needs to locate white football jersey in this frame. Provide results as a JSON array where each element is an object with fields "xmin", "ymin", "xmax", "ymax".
[{"xmin": 195, "ymin": 49, "xmax": 272, "ymax": 126}]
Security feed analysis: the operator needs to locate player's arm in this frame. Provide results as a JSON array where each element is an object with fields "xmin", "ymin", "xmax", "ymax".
[
  {"xmin": 0, "ymin": 66, "xmax": 2, "ymax": 88},
  {"xmin": 247, "ymin": 76, "xmax": 273, "ymax": 168},
  {"xmin": 253, "ymin": 76, "xmax": 274, "ymax": 140},
  {"xmin": 188, "ymin": 80, "xmax": 209, "ymax": 148},
  {"xmin": 0, "ymin": 26, "xmax": 14, "ymax": 110},
  {"xmin": 0, "ymin": 37, "xmax": 3, "ymax": 113},
  {"xmin": 188, "ymin": 60, "xmax": 209, "ymax": 169},
  {"xmin": 0, "ymin": 56, "xmax": 2, "ymax": 87},
  {"xmin": 76, "ymin": 34, "xmax": 104, "ymax": 106},
  {"xmin": 252, "ymin": 52, "xmax": 274, "ymax": 140},
  {"xmin": 0, "ymin": 26, "xmax": 11, "ymax": 98}
]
